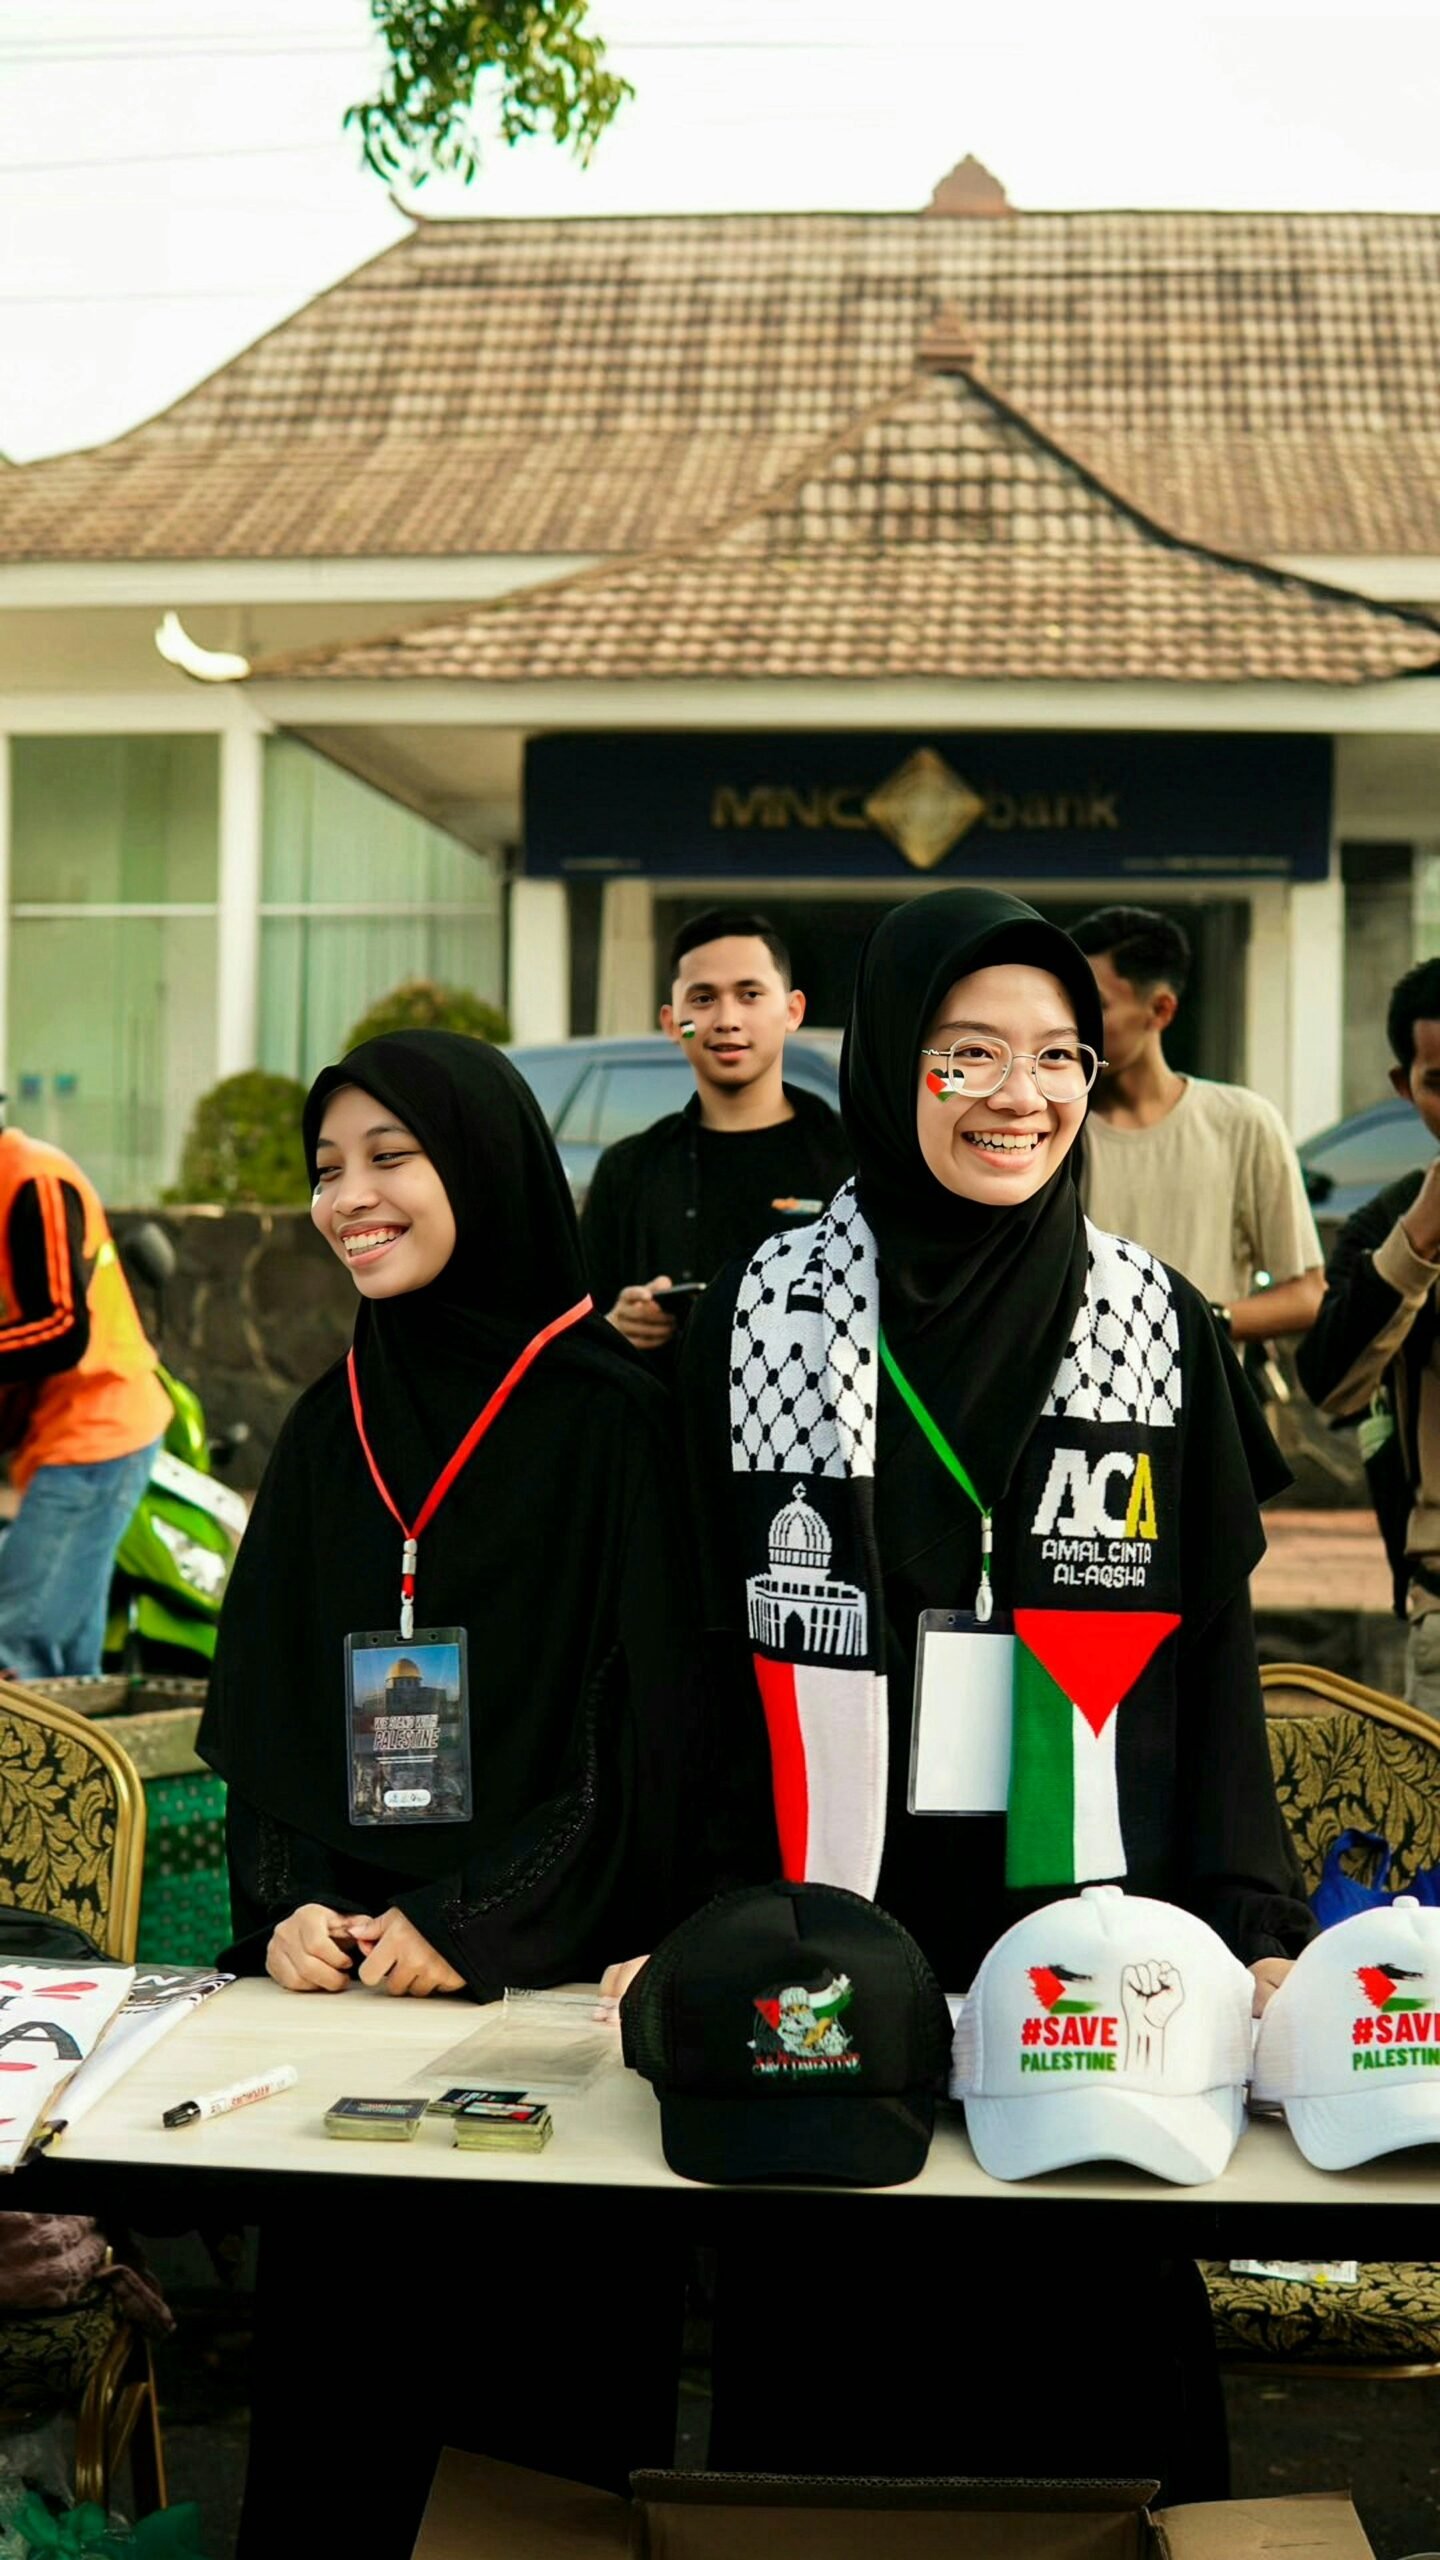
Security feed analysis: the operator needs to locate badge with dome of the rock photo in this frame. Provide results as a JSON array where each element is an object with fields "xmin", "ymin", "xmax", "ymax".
[{"xmin": 343, "ymin": 1627, "xmax": 473, "ymax": 1828}]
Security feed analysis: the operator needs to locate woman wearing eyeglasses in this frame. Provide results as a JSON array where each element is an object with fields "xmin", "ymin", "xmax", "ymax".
[{"xmin": 661, "ymin": 886, "xmax": 1314, "ymax": 2484}]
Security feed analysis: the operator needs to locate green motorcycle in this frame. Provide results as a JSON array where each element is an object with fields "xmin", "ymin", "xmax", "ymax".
[{"xmin": 104, "ymin": 1226, "xmax": 247, "ymax": 1676}]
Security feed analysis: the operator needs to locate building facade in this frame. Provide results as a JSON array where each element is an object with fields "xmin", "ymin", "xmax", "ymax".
[{"xmin": 4, "ymin": 163, "xmax": 1440, "ymax": 1195}]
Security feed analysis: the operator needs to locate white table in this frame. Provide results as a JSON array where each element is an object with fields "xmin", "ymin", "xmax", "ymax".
[{"xmin": 29, "ymin": 1979, "xmax": 1440, "ymax": 2247}]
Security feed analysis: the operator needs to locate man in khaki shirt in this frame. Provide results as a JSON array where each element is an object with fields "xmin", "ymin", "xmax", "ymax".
[
  {"xmin": 1298, "ymin": 956, "xmax": 1440, "ymax": 1715},
  {"xmin": 1073, "ymin": 906, "xmax": 1324, "ymax": 1343}
]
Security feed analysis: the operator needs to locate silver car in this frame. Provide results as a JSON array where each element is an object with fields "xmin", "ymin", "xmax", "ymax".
[{"xmin": 506, "ymin": 1033, "xmax": 843, "ymax": 1205}]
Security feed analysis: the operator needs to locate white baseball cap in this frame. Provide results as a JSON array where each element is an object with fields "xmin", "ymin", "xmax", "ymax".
[
  {"xmin": 951, "ymin": 1885, "xmax": 1255, "ymax": 2186},
  {"xmin": 1252, "ymin": 1894, "xmax": 1440, "ymax": 2169}
]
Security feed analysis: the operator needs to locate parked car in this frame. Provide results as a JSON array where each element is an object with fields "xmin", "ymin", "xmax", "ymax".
[
  {"xmin": 506, "ymin": 1033, "xmax": 842, "ymax": 1204},
  {"xmin": 1298, "ymin": 1096, "xmax": 1436, "ymax": 1236}
]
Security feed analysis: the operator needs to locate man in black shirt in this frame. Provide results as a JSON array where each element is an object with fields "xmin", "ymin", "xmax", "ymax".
[{"xmin": 581, "ymin": 909, "xmax": 853, "ymax": 1355}]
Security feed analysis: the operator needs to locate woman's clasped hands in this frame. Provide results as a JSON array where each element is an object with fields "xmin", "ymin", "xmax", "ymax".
[{"xmin": 266, "ymin": 1902, "xmax": 464, "ymax": 1997}]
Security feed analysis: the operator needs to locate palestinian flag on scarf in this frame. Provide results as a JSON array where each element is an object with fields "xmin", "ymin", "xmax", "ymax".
[{"xmin": 1006, "ymin": 1608, "xmax": 1181, "ymax": 1888}]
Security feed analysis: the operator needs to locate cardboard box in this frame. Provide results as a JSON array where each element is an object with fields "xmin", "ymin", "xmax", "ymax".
[{"xmin": 412, "ymin": 2456, "xmax": 1376, "ymax": 2560}]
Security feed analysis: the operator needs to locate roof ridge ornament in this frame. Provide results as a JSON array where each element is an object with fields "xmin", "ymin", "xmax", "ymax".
[
  {"xmin": 917, "ymin": 303, "xmax": 981, "ymax": 373},
  {"xmin": 923, "ymin": 155, "xmax": 1013, "ymax": 218}
]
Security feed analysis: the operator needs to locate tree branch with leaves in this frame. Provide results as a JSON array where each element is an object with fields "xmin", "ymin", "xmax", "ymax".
[{"xmin": 347, "ymin": 0, "xmax": 632, "ymax": 188}]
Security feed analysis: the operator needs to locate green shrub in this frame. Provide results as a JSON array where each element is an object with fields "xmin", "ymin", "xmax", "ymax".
[
  {"xmin": 343, "ymin": 979, "xmax": 511, "ymax": 1051},
  {"xmin": 167, "ymin": 1070, "xmax": 309, "ymax": 1207}
]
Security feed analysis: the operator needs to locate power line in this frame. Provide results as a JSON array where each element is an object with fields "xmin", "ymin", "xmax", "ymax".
[
  {"xmin": 0, "ymin": 141, "xmax": 341, "ymax": 178},
  {"xmin": 0, "ymin": 37, "xmax": 373, "ymax": 61},
  {"xmin": 0, "ymin": 30, "xmax": 932, "ymax": 57},
  {"xmin": 0, "ymin": 288, "xmax": 298, "ymax": 304}
]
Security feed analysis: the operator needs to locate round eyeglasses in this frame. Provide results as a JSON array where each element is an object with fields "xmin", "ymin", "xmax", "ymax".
[{"xmin": 920, "ymin": 1038, "xmax": 1106, "ymax": 1104}]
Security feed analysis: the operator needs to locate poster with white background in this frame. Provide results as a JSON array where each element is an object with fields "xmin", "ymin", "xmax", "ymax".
[{"xmin": 0, "ymin": 1965, "xmax": 134, "ymax": 2169}]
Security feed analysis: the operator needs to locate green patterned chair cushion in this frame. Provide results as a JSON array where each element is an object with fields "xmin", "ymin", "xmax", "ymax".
[
  {"xmin": 0, "ymin": 1711, "xmax": 121, "ymax": 1952},
  {"xmin": 0, "ymin": 2284, "xmax": 124, "ymax": 2412},
  {"xmin": 1202, "ymin": 2261, "xmax": 1440, "ymax": 2368},
  {"xmin": 134, "ymin": 1773, "xmax": 229, "ymax": 1971},
  {"xmin": 1264, "ymin": 1698, "xmax": 1440, "ymax": 1900}
]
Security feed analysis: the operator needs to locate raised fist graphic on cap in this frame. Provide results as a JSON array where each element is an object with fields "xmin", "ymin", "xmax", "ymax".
[{"xmin": 1121, "ymin": 1960, "xmax": 1185, "ymax": 2077}]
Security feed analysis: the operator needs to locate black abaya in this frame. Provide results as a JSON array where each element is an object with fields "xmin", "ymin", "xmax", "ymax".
[
  {"xmin": 680, "ymin": 890, "xmax": 1307, "ymax": 2497},
  {"xmin": 200, "ymin": 1033, "xmax": 699, "ymax": 2556}
]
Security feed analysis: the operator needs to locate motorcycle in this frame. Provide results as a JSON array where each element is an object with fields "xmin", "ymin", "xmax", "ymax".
[{"xmin": 104, "ymin": 1224, "xmax": 248, "ymax": 1678}]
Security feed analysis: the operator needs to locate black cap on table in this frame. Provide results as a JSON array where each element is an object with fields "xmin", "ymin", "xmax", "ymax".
[{"xmin": 621, "ymin": 1881, "xmax": 954, "ymax": 2188}]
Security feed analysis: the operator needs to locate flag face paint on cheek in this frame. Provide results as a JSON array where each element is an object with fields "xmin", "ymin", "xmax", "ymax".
[{"xmin": 680, "ymin": 1021, "xmax": 696, "ymax": 1040}]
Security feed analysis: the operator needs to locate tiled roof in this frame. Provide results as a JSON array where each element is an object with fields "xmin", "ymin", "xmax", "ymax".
[
  {"xmin": 251, "ymin": 366, "xmax": 1440, "ymax": 688},
  {"xmin": 0, "ymin": 434, "xmax": 816, "ymax": 560},
  {"xmin": 3, "ymin": 205, "xmax": 1440, "ymax": 560}
]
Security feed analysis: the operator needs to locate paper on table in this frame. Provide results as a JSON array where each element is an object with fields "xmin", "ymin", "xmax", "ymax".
[
  {"xmin": 413, "ymin": 1989, "xmax": 618, "ymax": 2100},
  {"xmin": 49, "ymin": 1968, "xmax": 235, "ymax": 2133},
  {"xmin": 125, "ymin": 1965, "xmax": 232, "ymax": 2009},
  {"xmin": 0, "ymin": 1963, "xmax": 134, "ymax": 2169}
]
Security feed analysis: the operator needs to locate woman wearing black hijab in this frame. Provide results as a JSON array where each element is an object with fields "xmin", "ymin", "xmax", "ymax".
[
  {"xmin": 675, "ymin": 888, "xmax": 1312, "ymax": 2487},
  {"xmin": 202, "ymin": 1029, "xmax": 694, "ymax": 1995},
  {"xmin": 200, "ymin": 1032, "xmax": 695, "ymax": 2554}
]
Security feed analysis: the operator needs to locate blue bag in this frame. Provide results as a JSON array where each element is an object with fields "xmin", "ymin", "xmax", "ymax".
[{"xmin": 1312, "ymin": 1828, "xmax": 1440, "ymax": 1927}]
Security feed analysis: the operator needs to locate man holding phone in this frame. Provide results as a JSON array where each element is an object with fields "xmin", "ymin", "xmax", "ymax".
[{"xmin": 581, "ymin": 909, "xmax": 852, "ymax": 1356}]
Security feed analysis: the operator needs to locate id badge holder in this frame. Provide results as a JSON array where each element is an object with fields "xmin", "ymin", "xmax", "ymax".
[
  {"xmin": 344, "ymin": 1628, "xmax": 473, "ymax": 1828},
  {"xmin": 908, "ymin": 1608, "xmax": 1016, "ymax": 1815}
]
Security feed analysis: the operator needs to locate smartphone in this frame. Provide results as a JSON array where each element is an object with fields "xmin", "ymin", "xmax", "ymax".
[{"xmin": 650, "ymin": 1282, "xmax": 707, "ymax": 1312}]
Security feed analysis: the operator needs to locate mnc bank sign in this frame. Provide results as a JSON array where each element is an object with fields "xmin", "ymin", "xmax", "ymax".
[{"xmin": 523, "ymin": 733, "xmax": 1332, "ymax": 882}]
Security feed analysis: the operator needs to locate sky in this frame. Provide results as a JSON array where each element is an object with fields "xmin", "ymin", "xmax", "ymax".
[{"xmin": 2, "ymin": 0, "xmax": 1440, "ymax": 461}]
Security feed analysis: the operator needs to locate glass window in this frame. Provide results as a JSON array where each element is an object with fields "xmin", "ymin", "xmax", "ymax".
[
  {"xmin": 10, "ymin": 737, "xmax": 220, "ymax": 1201},
  {"xmin": 12, "ymin": 736, "xmax": 218, "ymax": 905},
  {"xmin": 588, "ymin": 1059, "xmax": 691, "ymax": 1148},
  {"xmin": 260, "ymin": 914, "xmax": 503, "ymax": 1087},
  {"xmin": 262, "ymin": 740, "xmax": 489, "ymax": 908},
  {"xmin": 10, "ymin": 914, "xmax": 218, "ymax": 1206},
  {"xmin": 259, "ymin": 741, "xmax": 503, "ymax": 1085},
  {"xmin": 553, "ymin": 1067, "xmax": 599, "ymax": 1146}
]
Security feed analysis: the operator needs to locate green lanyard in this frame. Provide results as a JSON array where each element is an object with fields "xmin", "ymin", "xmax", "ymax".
[{"xmin": 878, "ymin": 1328, "xmax": 995, "ymax": 1623}]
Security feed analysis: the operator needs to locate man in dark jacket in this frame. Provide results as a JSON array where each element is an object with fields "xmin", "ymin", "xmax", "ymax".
[
  {"xmin": 1297, "ymin": 956, "xmax": 1440, "ymax": 1712},
  {"xmin": 580, "ymin": 909, "xmax": 852, "ymax": 1357}
]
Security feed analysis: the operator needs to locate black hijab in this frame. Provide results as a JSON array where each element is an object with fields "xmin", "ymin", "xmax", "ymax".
[
  {"xmin": 301, "ymin": 1029, "xmax": 610, "ymax": 1520},
  {"xmin": 841, "ymin": 888, "xmax": 1105, "ymax": 1509}
]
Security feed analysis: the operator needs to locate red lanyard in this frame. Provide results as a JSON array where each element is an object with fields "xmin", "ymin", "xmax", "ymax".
[{"xmin": 346, "ymin": 1294, "xmax": 593, "ymax": 1636}]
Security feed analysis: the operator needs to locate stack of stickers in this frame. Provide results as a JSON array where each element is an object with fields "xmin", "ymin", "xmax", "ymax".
[
  {"xmin": 325, "ymin": 2085, "xmax": 554, "ymax": 2151},
  {"xmin": 453, "ymin": 2096, "xmax": 553, "ymax": 2154},
  {"xmin": 325, "ymin": 2097, "xmax": 428, "ymax": 2141},
  {"xmin": 433, "ymin": 2085, "xmax": 553, "ymax": 2152}
]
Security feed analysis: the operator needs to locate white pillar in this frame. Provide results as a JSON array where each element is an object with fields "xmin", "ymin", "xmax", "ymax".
[
  {"xmin": 0, "ymin": 733, "xmax": 9, "ymax": 1099},
  {"xmin": 1287, "ymin": 869, "xmax": 1345, "ymax": 1140},
  {"xmin": 216, "ymin": 722, "xmax": 265, "ymax": 1080},
  {"xmin": 1412, "ymin": 843, "xmax": 1440, "ymax": 956},
  {"xmin": 597, "ymin": 878, "xmax": 656, "ymax": 1034},
  {"xmin": 1243, "ymin": 883, "xmax": 1289, "ymax": 1118},
  {"xmin": 507, "ymin": 879, "xmax": 570, "ymax": 1042}
]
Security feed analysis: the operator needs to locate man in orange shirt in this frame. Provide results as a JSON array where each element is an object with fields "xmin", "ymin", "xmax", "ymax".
[{"xmin": 0, "ymin": 1113, "xmax": 170, "ymax": 1679}]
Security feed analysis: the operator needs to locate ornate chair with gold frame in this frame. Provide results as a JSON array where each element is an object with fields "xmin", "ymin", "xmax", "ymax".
[
  {"xmin": 0, "ymin": 1682, "xmax": 166, "ymax": 2514},
  {"xmin": 0, "ymin": 1681, "xmax": 147, "ymax": 1961},
  {"xmin": 1201, "ymin": 1661, "xmax": 1440, "ymax": 2378}
]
